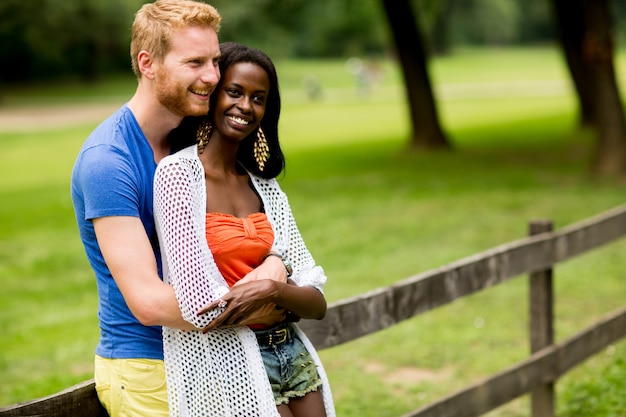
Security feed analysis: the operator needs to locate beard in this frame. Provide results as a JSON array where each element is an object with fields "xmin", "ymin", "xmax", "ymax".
[{"xmin": 154, "ymin": 67, "xmax": 209, "ymax": 117}]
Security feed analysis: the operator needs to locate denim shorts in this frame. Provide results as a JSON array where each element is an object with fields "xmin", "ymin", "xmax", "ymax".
[{"xmin": 254, "ymin": 323, "xmax": 322, "ymax": 405}]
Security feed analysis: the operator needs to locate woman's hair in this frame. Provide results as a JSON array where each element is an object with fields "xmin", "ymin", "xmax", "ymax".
[
  {"xmin": 216, "ymin": 42, "xmax": 285, "ymax": 179},
  {"xmin": 130, "ymin": 0, "xmax": 221, "ymax": 79}
]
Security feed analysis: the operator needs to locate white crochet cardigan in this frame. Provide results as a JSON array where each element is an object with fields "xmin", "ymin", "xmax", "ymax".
[{"xmin": 154, "ymin": 144, "xmax": 335, "ymax": 417}]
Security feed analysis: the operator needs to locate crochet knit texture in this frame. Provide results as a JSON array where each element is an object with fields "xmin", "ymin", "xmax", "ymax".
[{"xmin": 154, "ymin": 145, "xmax": 335, "ymax": 417}]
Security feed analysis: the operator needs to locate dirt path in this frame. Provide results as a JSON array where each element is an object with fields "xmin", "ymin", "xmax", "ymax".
[
  {"xmin": 0, "ymin": 102, "xmax": 123, "ymax": 133},
  {"xmin": 0, "ymin": 79, "xmax": 576, "ymax": 134}
]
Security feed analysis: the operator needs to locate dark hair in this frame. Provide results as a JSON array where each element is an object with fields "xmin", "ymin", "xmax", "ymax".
[{"xmin": 169, "ymin": 42, "xmax": 285, "ymax": 179}]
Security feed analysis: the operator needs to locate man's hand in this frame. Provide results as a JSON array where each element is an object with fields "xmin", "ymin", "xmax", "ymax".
[{"xmin": 197, "ymin": 280, "xmax": 286, "ymax": 332}]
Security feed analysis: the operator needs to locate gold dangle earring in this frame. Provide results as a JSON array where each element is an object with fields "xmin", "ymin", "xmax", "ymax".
[
  {"xmin": 196, "ymin": 118, "xmax": 213, "ymax": 154},
  {"xmin": 253, "ymin": 126, "xmax": 270, "ymax": 171}
]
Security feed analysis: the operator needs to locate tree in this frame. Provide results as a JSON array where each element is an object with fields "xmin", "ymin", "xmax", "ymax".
[
  {"xmin": 0, "ymin": 0, "xmax": 143, "ymax": 83},
  {"xmin": 381, "ymin": 0, "xmax": 450, "ymax": 150},
  {"xmin": 211, "ymin": 0, "xmax": 386, "ymax": 58},
  {"xmin": 414, "ymin": 0, "xmax": 454, "ymax": 55},
  {"xmin": 551, "ymin": 0, "xmax": 626, "ymax": 175}
]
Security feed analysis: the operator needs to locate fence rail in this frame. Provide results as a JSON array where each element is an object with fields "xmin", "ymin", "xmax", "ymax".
[{"xmin": 3, "ymin": 204, "xmax": 626, "ymax": 417}]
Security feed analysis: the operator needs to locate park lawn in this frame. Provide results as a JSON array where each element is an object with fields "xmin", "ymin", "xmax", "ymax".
[{"xmin": 1, "ymin": 46, "xmax": 626, "ymax": 416}]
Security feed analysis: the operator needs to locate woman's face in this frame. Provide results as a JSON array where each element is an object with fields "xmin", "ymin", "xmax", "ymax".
[{"xmin": 212, "ymin": 61, "xmax": 270, "ymax": 142}]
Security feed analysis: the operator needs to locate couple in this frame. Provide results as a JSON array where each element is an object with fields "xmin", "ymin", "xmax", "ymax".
[{"xmin": 70, "ymin": 1, "xmax": 334, "ymax": 416}]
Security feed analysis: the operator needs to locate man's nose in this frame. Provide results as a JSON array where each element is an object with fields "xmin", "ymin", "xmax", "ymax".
[{"xmin": 201, "ymin": 64, "xmax": 220, "ymax": 86}]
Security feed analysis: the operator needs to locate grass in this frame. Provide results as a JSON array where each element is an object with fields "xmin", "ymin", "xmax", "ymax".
[{"xmin": 1, "ymin": 46, "xmax": 626, "ymax": 416}]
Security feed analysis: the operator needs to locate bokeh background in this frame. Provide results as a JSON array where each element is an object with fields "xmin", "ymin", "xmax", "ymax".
[{"xmin": 2, "ymin": 1, "xmax": 626, "ymax": 416}]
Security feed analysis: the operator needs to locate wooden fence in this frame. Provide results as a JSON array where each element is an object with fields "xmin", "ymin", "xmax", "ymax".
[{"xmin": 3, "ymin": 204, "xmax": 626, "ymax": 417}]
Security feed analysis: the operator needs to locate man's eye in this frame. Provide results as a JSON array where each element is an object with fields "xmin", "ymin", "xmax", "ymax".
[{"xmin": 188, "ymin": 59, "xmax": 202, "ymax": 66}]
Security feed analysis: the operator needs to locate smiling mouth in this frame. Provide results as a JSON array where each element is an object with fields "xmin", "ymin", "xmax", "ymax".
[
  {"xmin": 191, "ymin": 88, "xmax": 210, "ymax": 97},
  {"xmin": 228, "ymin": 115, "xmax": 249, "ymax": 126}
]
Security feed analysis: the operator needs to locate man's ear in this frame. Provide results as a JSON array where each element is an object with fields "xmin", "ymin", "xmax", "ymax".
[{"xmin": 137, "ymin": 50, "xmax": 156, "ymax": 80}]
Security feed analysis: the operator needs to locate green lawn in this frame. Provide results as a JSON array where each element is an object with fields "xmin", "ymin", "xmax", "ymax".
[{"xmin": 1, "ymin": 46, "xmax": 626, "ymax": 416}]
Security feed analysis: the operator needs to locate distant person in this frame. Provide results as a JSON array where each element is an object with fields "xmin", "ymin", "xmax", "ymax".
[
  {"xmin": 345, "ymin": 57, "xmax": 370, "ymax": 97},
  {"xmin": 303, "ymin": 75, "xmax": 323, "ymax": 101},
  {"xmin": 70, "ymin": 3, "xmax": 286, "ymax": 416},
  {"xmin": 154, "ymin": 42, "xmax": 335, "ymax": 416},
  {"xmin": 345, "ymin": 56, "xmax": 383, "ymax": 97}
]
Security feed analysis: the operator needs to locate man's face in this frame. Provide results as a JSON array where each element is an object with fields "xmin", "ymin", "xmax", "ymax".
[{"xmin": 154, "ymin": 26, "xmax": 221, "ymax": 117}]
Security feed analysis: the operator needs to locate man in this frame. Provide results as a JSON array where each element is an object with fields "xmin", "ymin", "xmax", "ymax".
[{"xmin": 71, "ymin": 1, "xmax": 286, "ymax": 415}]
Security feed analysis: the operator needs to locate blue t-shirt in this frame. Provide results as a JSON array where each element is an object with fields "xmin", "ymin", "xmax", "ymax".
[{"xmin": 71, "ymin": 105, "xmax": 164, "ymax": 360}]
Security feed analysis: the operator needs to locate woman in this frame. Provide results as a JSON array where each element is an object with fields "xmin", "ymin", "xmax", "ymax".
[{"xmin": 154, "ymin": 42, "xmax": 335, "ymax": 417}]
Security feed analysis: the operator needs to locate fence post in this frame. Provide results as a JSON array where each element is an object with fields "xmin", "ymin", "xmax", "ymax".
[{"xmin": 529, "ymin": 220, "xmax": 555, "ymax": 417}]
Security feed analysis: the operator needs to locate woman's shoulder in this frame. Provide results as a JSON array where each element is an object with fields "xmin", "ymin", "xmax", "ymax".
[
  {"xmin": 250, "ymin": 175, "xmax": 289, "ymax": 201},
  {"xmin": 155, "ymin": 145, "xmax": 201, "ymax": 182},
  {"xmin": 159, "ymin": 144, "xmax": 198, "ymax": 166},
  {"xmin": 249, "ymin": 172, "xmax": 278, "ymax": 188}
]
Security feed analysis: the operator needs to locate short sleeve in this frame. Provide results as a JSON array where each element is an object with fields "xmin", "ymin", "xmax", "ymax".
[{"xmin": 76, "ymin": 144, "xmax": 140, "ymax": 220}]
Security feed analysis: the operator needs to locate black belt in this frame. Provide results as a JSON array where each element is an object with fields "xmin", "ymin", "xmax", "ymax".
[{"xmin": 254, "ymin": 323, "xmax": 292, "ymax": 346}]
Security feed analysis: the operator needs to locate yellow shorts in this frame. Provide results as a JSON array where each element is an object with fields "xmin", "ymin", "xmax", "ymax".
[{"xmin": 94, "ymin": 355, "xmax": 168, "ymax": 417}]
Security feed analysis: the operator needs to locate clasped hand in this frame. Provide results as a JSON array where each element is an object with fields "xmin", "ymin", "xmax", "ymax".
[
  {"xmin": 197, "ymin": 256, "xmax": 289, "ymax": 332},
  {"xmin": 198, "ymin": 279, "xmax": 286, "ymax": 332}
]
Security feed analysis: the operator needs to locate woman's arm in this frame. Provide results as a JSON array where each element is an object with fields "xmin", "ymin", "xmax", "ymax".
[
  {"xmin": 197, "ymin": 279, "xmax": 323, "ymax": 331},
  {"xmin": 154, "ymin": 156, "xmax": 230, "ymax": 329}
]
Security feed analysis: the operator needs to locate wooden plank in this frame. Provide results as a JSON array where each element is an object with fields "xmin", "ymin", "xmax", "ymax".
[
  {"xmin": 0, "ymin": 379, "xmax": 106, "ymax": 417},
  {"xmin": 301, "ymin": 205, "xmax": 626, "ymax": 349},
  {"xmin": 528, "ymin": 220, "xmax": 555, "ymax": 417},
  {"xmin": 401, "ymin": 306, "xmax": 626, "ymax": 417},
  {"xmin": 8, "ymin": 301, "xmax": 625, "ymax": 417},
  {"xmin": 557, "ymin": 306, "xmax": 626, "ymax": 374}
]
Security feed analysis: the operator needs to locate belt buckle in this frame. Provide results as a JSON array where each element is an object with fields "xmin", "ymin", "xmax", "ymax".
[{"xmin": 271, "ymin": 328, "xmax": 288, "ymax": 345}]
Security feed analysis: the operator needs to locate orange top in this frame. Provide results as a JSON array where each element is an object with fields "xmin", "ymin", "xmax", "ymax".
[{"xmin": 205, "ymin": 212, "xmax": 274, "ymax": 287}]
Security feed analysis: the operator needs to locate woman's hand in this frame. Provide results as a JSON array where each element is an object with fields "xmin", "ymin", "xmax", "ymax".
[{"xmin": 198, "ymin": 280, "xmax": 286, "ymax": 332}]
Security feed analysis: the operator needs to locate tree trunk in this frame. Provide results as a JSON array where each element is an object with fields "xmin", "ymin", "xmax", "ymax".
[
  {"xmin": 381, "ymin": 0, "xmax": 450, "ymax": 150},
  {"xmin": 550, "ymin": 0, "xmax": 596, "ymax": 126},
  {"xmin": 551, "ymin": 0, "xmax": 626, "ymax": 175}
]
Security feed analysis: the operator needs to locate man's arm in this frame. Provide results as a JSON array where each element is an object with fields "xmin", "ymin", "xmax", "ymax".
[{"xmin": 94, "ymin": 215, "xmax": 197, "ymax": 331}]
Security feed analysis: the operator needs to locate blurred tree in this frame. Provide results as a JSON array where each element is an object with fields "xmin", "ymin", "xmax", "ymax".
[
  {"xmin": 517, "ymin": 0, "xmax": 553, "ymax": 43},
  {"xmin": 415, "ymin": 0, "xmax": 554, "ymax": 54},
  {"xmin": 6, "ymin": 0, "xmax": 621, "ymax": 84},
  {"xmin": 211, "ymin": 0, "xmax": 386, "ymax": 58},
  {"xmin": 0, "ymin": 0, "xmax": 142, "ymax": 83},
  {"xmin": 453, "ymin": 0, "xmax": 522, "ymax": 45},
  {"xmin": 551, "ymin": 0, "xmax": 626, "ymax": 175},
  {"xmin": 382, "ymin": 0, "xmax": 449, "ymax": 150},
  {"xmin": 415, "ymin": 0, "xmax": 454, "ymax": 55},
  {"xmin": 0, "ymin": 0, "xmax": 39, "ymax": 82}
]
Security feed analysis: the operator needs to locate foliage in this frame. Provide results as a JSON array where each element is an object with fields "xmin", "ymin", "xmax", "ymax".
[
  {"xmin": 418, "ymin": 0, "xmax": 626, "ymax": 51},
  {"xmin": 2, "ymin": 0, "xmax": 625, "ymax": 83},
  {"xmin": 559, "ymin": 356, "xmax": 626, "ymax": 417},
  {"xmin": 1, "ymin": 47, "xmax": 626, "ymax": 416},
  {"xmin": 212, "ymin": 0, "xmax": 387, "ymax": 58},
  {"xmin": 0, "ymin": 0, "xmax": 144, "ymax": 82}
]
